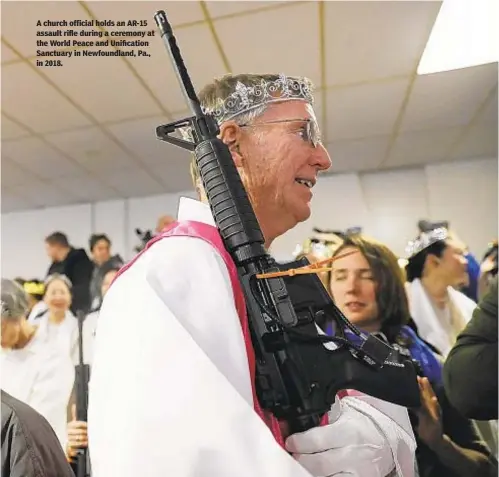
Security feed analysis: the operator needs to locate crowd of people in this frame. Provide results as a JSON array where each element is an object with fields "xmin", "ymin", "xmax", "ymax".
[
  {"xmin": 1, "ymin": 232, "xmax": 124, "ymax": 468},
  {"xmin": 1, "ymin": 71, "xmax": 498, "ymax": 477}
]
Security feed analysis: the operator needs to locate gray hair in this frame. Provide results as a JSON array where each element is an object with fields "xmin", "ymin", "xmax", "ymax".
[
  {"xmin": 44, "ymin": 273, "xmax": 72, "ymax": 293},
  {"xmin": 1, "ymin": 278, "xmax": 29, "ymax": 320}
]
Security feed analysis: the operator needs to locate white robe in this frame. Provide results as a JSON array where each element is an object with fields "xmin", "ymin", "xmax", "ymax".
[
  {"xmin": 406, "ymin": 279, "xmax": 476, "ymax": 357},
  {"xmin": 0, "ymin": 326, "xmax": 75, "ymax": 448},
  {"xmin": 32, "ymin": 309, "xmax": 96, "ymax": 366},
  {"xmin": 88, "ymin": 197, "xmax": 415, "ymax": 477}
]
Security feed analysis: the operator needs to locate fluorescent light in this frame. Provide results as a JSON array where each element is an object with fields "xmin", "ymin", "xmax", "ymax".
[{"xmin": 418, "ymin": 0, "xmax": 498, "ymax": 75}]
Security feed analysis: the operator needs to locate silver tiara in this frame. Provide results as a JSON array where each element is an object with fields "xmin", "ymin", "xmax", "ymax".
[
  {"xmin": 203, "ymin": 74, "xmax": 315, "ymax": 124},
  {"xmin": 405, "ymin": 227, "xmax": 448, "ymax": 259}
]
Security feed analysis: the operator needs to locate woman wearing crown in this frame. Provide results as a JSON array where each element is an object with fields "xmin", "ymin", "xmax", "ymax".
[{"xmin": 404, "ymin": 228, "xmax": 477, "ymax": 357}]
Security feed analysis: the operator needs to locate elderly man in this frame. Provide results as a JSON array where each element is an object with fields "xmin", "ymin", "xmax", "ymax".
[{"xmin": 88, "ymin": 73, "xmax": 416, "ymax": 477}]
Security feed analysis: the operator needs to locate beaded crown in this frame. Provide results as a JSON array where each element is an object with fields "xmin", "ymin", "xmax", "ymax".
[
  {"xmin": 202, "ymin": 73, "xmax": 315, "ymax": 124},
  {"xmin": 405, "ymin": 227, "xmax": 448, "ymax": 259}
]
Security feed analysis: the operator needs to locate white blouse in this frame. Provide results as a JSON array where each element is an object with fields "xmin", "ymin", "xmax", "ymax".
[{"xmin": 0, "ymin": 326, "xmax": 75, "ymax": 448}]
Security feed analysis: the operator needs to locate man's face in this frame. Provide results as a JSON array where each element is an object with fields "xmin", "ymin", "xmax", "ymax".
[
  {"xmin": 236, "ymin": 101, "xmax": 331, "ymax": 239},
  {"xmin": 92, "ymin": 239, "xmax": 111, "ymax": 265},
  {"xmin": 45, "ymin": 242, "xmax": 59, "ymax": 261}
]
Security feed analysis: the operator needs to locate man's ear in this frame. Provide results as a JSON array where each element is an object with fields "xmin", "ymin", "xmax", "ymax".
[{"xmin": 220, "ymin": 121, "xmax": 243, "ymax": 167}]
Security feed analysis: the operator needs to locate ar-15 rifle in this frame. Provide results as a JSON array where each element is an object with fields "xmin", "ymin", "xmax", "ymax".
[
  {"xmin": 74, "ymin": 310, "xmax": 90, "ymax": 477},
  {"xmin": 153, "ymin": 10, "xmax": 420, "ymax": 434}
]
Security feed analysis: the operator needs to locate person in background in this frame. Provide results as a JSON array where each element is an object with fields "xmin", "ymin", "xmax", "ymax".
[
  {"xmin": 89, "ymin": 73, "xmax": 416, "ymax": 477},
  {"xmin": 88, "ymin": 234, "xmax": 123, "ymax": 310},
  {"xmin": 155, "ymin": 215, "xmax": 175, "ymax": 234},
  {"xmin": 416, "ymin": 221, "xmax": 480, "ymax": 301},
  {"xmin": 83, "ymin": 267, "xmax": 120, "ymax": 367},
  {"xmin": 45, "ymin": 232, "xmax": 94, "ymax": 313},
  {"xmin": 404, "ymin": 228, "xmax": 476, "ymax": 357},
  {"xmin": 1, "ymin": 390, "xmax": 75, "ymax": 477},
  {"xmin": 65, "ymin": 266, "xmax": 120, "ymax": 468},
  {"xmin": 31, "ymin": 274, "xmax": 78, "ymax": 362},
  {"xmin": 328, "ymin": 236, "xmax": 497, "ymax": 477},
  {"xmin": 460, "ymin": 251, "xmax": 480, "ymax": 302},
  {"xmin": 1, "ymin": 279, "xmax": 74, "ymax": 449},
  {"xmin": 448, "ymin": 231, "xmax": 480, "ymax": 302},
  {"xmin": 444, "ymin": 276, "xmax": 498, "ymax": 422},
  {"xmin": 477, "ymin": 240, "xmax": 498, "ymax": 301}
]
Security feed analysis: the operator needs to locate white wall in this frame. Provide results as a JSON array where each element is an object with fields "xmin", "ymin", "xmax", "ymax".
[{"xmin": 1, "ymin": 157, "xmax": 497, "ymax": 279}]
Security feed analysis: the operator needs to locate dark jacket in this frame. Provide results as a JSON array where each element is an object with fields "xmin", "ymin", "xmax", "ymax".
[
  {"xmin": 47, "ymin": 247, "xmax": 94, "ymax": 314},
  {"xmin": 443, "ymin": 276, "xmax": 498, "ymax": 420},
  {"xmin": 1, "ymin": 390, "xmax": 74, "ymax": 477}
]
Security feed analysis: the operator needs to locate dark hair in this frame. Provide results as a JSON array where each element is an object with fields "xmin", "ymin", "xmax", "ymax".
[
  {"xmin": 331, "ymin": 236, "xmax": 412, "ymax": 342},
  {"xmin": 45, "ymin": 232, "xmax": 69, "ymax": 247},
  {"xmin": 89, "ymin": 234, "xmax": 111, "ymax": 251},
  {"xmin": 405, "ymin": 240, "xmax": 447, "ymax": 282}
]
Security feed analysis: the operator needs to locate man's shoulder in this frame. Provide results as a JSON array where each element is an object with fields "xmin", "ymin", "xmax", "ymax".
[
  {"xmin": 1, "ymin": 391, "xmax": 74, "ymax": 477},
  {"xmin": 2, "ymin": 390, "xmax": 41, "ymax": 425}
]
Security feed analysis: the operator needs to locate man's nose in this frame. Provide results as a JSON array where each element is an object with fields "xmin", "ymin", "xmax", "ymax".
[{"xmin": 313, "ymin": 144, "xmax": 332, "ymax": 172}]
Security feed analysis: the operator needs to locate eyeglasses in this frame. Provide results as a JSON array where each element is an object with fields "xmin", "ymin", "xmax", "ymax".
[{"xmin": 239, "ymin": 118, "xmax": 322, "ymax": 148}]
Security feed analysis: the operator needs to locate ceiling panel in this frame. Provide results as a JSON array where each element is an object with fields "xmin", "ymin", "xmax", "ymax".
[
  {"xmin": 400, "ymin": 63, "xmax": 499, "ymax": 133},
  {"xmin": 2, "ymin": 137, "xmax": 86, "ymax": 178},
  {"xmin": 147, "ymin": 160, "xmax": 194, "ymax": 191},
  {"xmin": 1, "ymin": 192, "xmax": 36, "ymax": 213},
  {"xmin": 29, "ymin": 46, "xmax": 164, "ymax": 123},
  {"xmin": 1, "ymin": 63, "xmax": 92, "ymax": 133},
  {"xmin": 9, "ymin": 180, "xmax": 78, "ymax": 208},
  {"xmin": 44, "ymin": 127, "xmax": 138, "ymax": 174},
  {"xmin": 206, "ymin": 1, "xmax": 293, "ymax": 18},
  {"xmin": 215, "ymin": 2, "xmax": 321, "ymax": 88},
  {"xmin": 383, "ymin": 127, "xmax": 463, "ymax": 168},
  {"xmin": 86, "ymin": 1, "xmax": 204, "ymax": 27},
  {"xmin": 106, "ymin": 115, "xmax": 192, "ymax": 165},
  {"xmin": 1, "ymin": 1, "xmax": 86, "ymax": 58},
  {"xmin": 324, "ymin": 1, "xmax": 441, "ymax": 86},
  {"xmin": 105, "ymin": 168, "xmax": 166, "ymax": 197},
  {"xmin": 1, "ymin": 157, "xmax": 39, "ymax": 187},
  {"xmin": 1, "ymin": 116, "xmax": 32, "ymax": 140},
  {"xmin": 325, "ymin": 79, "xmax": 408, "ymax": 141},
  {"xmin": 477, "ymin": 88, "xmax": 498, "ymax": 126},
  {"xmin": 124, "ymin": 23, "xmax": 228, "ymax": 114},
  {"xmin": 452, "ymin": 123, "xmax": 498, "ymax": 160},
  {"xmin": 1, "ymin": 41, "xmax": 19, "ymax": 63},
  {"xmin": 56, "ymin": 173, "xmax": 121, "ymax": 201},
  {"xmin": 326, "ymin": 135, "xmax": 390, "ymax": 174}
]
